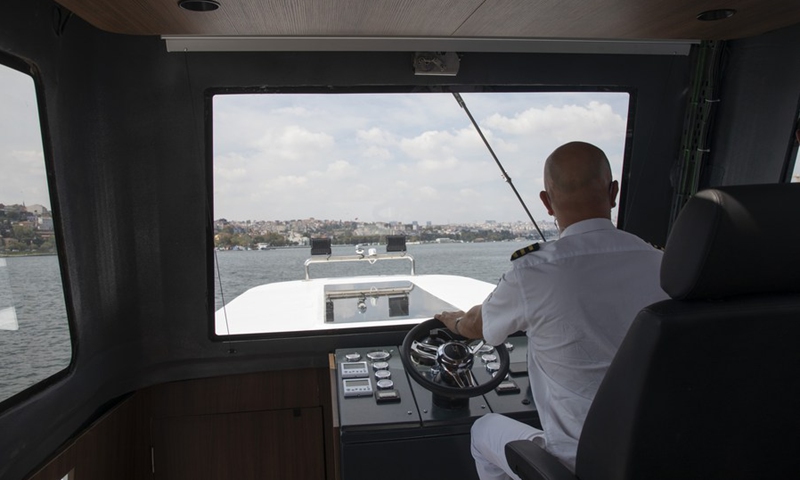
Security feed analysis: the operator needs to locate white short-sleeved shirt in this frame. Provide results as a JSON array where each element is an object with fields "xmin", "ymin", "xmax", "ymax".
[{"xmin": 482, "ymin": 218, "xmax": 668, "ymax": 470}]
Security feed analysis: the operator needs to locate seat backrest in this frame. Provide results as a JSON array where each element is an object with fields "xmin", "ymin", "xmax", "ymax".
[{"xmin": 575, "ymin": 184, "xmax": 800, "ymax": 480}]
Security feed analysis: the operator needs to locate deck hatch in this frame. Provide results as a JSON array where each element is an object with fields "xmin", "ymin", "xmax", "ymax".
[{"xmin": 324, "ymin": 281, "xmax": 456, "ymax": 323}]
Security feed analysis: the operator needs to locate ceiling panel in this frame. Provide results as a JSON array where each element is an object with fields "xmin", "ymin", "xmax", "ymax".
[
  {"xmin": 55, "ymin": 0, "xmax": 800, "ymax": 40},
  {"xmin": 55, "ymin": 0, "xmax": 485, "ymax": 36},
  {"xmin": 455, "ymin": 0, "xmax": 800, "ymax": 40}
]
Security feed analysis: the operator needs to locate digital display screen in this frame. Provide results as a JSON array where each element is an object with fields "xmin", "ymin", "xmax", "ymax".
[
  {"xmin": 346, "ymin": 379, "xmax": 370, "ymax": 387},
  {"xmin": 342, "ymin": 362, "xmax": 365, "ymax": 371}
]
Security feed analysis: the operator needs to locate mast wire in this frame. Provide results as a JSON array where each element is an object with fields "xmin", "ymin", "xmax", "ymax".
[
  {"xmin": 452, "ymin": 92, "xmax": 547, "ymax": 242},
  {"xmin": 183, "ymin": 50, "xmax": 234, "ymax": 349}
]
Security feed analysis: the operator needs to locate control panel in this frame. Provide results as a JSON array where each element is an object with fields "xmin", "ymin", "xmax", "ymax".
[
  {"xmin": 333, "ymin": 336, "xmax": 539, "ymax": 480},
  {"xmin": 333, "ymin": 335, "xmax": 538, "ymax": 432},
  {"xmin": 333, "ymin": 347, "xmax": 421, "ymax": 432}
]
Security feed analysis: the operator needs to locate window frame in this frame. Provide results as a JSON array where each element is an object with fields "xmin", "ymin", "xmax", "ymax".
[
  {"xmin": 0, "ymin": 51, "xmax": 75, "ymax": 412},
  {"xmin": 781, "ymin": 97, "xmax": 800, "ymax": 183}
]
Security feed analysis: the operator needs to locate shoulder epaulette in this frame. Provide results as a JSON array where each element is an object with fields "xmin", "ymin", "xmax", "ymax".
[{"xmin": 511, "ymin": 243, "xmax": 540, "ymax": 260}]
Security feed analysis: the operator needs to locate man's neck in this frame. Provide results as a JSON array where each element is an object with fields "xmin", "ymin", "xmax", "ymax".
[{"xmin": 557, "ymin": 213, "xmax": 611, "ymax": 233}]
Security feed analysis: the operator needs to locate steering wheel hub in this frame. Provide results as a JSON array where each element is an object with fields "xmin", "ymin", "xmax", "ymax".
[{"xmin": 438, "ymin": 342, "xmax": 473, "ymax": 370}]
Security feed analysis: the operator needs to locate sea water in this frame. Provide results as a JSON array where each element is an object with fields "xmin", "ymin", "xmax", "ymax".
[{"xmin": 0, "ymin": 240, "xmax": 533, "ymax": 402}]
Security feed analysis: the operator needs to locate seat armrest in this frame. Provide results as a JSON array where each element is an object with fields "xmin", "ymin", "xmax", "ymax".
[{"xmin": 505, "ymin": 440, "xmax": 577, "ymax": 480}]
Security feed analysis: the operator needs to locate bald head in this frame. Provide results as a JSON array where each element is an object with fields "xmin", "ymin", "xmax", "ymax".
[{"xmin": 539, "ymin": 142, "xmax": 618, "ymax": 231}]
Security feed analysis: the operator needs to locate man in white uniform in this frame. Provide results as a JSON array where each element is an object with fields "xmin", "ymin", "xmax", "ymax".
[{"xmin": 435, "ymin": 141, "xmax": 668, "ymax": 479}]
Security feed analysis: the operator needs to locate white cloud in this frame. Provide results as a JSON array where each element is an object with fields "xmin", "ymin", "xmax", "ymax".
[
  {"xmin": 326, "ymin": 160, "xmax": 356, "ymax": 177},
  {"xmin": 484, "ymin": 101, "xmax": 626, "ymax": 142},
  {"xmin": 357, "ymin": 127, "xmax": 396, "ymax": 146},
  {"xmin": 251, "ymin": 125, "xmax": 335, "ymax": 161},
  {"xmin": 361, "ymin": 146, "xmax": 392, "ymax": 161}
]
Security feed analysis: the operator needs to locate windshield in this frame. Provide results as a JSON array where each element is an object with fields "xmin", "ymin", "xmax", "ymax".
[{"xmin": 212, "ymin": 91, "xmax": 631, "ymax": 336}]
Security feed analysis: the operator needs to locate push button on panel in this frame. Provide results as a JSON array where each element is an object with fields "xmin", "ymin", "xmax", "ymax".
[
  {"xmin": 481, "ymin": 353, "xmax": 498, "ymax": 364},
  {"xmin": 495, "ymin": 380, "xmax": 521, "ymax": 395},
  {"xmin": 375, "ymin": 389, "xmax": 401, "ymax": 403},
  {"xmin": 367, "ymin": 350, "xmax": 391, "ymax": 362},
  {"xmin": 372, "ymin": 361, "xmax": 390, "ymax": 371},
  {"xmin": 376, "ymin": 379, "xmax": 394, "ymax": 390},
  {"xmin": 345, "ymin": 352, "xmax": 362, "ymax": 362},
  {"xmin": 486, "ymin": 361, "xmax": 501, "ymax": 374}
]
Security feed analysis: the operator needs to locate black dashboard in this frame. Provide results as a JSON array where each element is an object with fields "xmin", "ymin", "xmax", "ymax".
[{"xmin": 333, "ymin": 335, "xmax": 540, "ymax": 480}]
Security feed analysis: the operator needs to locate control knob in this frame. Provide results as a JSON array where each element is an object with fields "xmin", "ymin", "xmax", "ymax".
[{"xmin": 373, "ymin": 361, "xmax": 390, "ymax": 371}]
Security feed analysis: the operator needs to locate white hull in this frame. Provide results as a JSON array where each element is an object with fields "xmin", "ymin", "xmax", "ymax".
[{"xmin": 215, "ymin": 274, "xmax": 494, "ymax": 335}]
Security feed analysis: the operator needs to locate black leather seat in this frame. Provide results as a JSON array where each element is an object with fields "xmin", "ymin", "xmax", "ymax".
[{"xmin": 506, "ymin": 184, "xmax": 800, "ymax": 480}]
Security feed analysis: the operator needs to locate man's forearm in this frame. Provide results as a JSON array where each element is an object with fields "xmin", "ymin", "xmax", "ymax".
[{"xmin": 435, "ymin": 304, "xmax": 484, "ymax": 339}]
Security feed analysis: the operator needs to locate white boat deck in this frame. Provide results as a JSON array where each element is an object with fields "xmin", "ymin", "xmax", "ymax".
[{"xmin": 215, "ymin": 274, "xmax": 494, "ymax": 335}]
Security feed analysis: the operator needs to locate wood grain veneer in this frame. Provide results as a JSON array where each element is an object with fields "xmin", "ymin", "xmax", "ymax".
[{"xmin": 54, "ymin": 0, "xmax": 800, "ymax": 40}]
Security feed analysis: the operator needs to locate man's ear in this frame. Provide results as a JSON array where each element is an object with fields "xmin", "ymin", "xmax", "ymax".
[
  {"xmin": 609, "ymin": 180, "xmax": 619, "ymax": 208},
  {"xmin": 540, "ymin": 190, "xmax": 554, "ymax": 216}
]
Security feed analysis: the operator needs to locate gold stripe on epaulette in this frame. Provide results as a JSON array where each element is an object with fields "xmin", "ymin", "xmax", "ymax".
[{"xmin": 510, "ymin": 243, "xmax": 540, "ymax": 260}]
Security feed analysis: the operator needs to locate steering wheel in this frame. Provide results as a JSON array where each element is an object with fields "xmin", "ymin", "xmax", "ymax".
[{"xmin": 400, "ymin": 318, "xmax": 510, "ymax": 400}]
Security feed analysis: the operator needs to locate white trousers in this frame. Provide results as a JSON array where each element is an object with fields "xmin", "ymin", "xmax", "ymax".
[{"xmin": 470, "ymin": 413, "xmax": 546, "ymax": 480}]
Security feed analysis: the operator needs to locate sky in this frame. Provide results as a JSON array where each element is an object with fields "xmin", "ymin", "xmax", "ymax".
[
  {"xmin": 1, "ymin": 58, "xmax": 633, "ymax": 224},
  {"xmin": 0, "ymin": 66, "xmax": 49, "ymax": 210},
  {"xmin": 213, "ymin": 91, "xmax": 631, "ymax": 224}
]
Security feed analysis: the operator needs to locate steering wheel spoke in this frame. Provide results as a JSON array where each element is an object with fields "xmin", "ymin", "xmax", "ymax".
[
  {"xmin": 410, "ymin": 340, "xmax": 439, "ymax": 361},
  {"xmin": 441, "ymin": 369, "xmax": 479, "ymax": 388},
  {"xmin": 468, "ymin": 339, "xmax": 486, "ymax": 355}
]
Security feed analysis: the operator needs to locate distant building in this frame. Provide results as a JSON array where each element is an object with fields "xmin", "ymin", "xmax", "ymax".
[
  {"xmin": 27, "ymin": 204, "xmax": 48, "ymax": 215},
  {"xmin": 37, "ymin": 216, "xmax": 54, "ymax": 231}
]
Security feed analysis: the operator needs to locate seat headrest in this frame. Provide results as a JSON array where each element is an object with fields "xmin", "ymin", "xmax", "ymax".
[{"xmin": 661, "ymin": 184, "xmax": 800, "ymax": 300}]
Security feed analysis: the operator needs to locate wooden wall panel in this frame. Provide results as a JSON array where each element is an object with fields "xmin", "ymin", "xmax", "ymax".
[
  {"xmin": 53, "ymin": 0, "xmax": 800, "ymax": 40},
  {"xmin": 26, "ymin": 395, "xmax": 146, "ymax": 480},
  {"xmin": 147, "ymin": 368, "xmax": 322, "ymax": 418},
  {"xmin": 26, "ymin": 368, "xmax": 336, "ymax": 480},
  {"xmin": 152, "ymin": 407, "xmax": 325, "ymax": 480}
]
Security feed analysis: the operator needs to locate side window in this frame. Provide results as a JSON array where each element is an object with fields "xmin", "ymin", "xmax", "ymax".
[{"xmin": 0, "ymin": 60, "xmax": 71, "ymax": 405}]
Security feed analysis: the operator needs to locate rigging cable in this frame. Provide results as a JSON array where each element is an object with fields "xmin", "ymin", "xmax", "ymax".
[
  {"xmin": 182, "ymin": 50, "xmax": 235, "ymax": 350},
  {"xmin": 452, "ymin": 92, "xmax": 547, "ymax": 241}
]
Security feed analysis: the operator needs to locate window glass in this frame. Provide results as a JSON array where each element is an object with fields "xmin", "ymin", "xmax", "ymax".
[
  {"xmin": 0, "ymin": 62, "xmax": 70, "ymax": 404},
  {"xmin": 213, "ymin": 91, "xmax": 630, "ymax": 336}
]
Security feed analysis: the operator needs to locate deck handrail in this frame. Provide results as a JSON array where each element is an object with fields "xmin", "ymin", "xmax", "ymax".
[{"xmin": 304, "ymin": 251, "xmax": 416, "ymax": 280}]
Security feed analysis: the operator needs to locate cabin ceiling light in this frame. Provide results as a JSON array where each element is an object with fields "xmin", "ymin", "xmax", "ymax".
[
  {"xmin": 696, "ymin": 9, "xmax": 736, "ymax": 21},
  {"xmin": 178, "ymin": 0, "xmax": 220, "ymax": 12}
]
